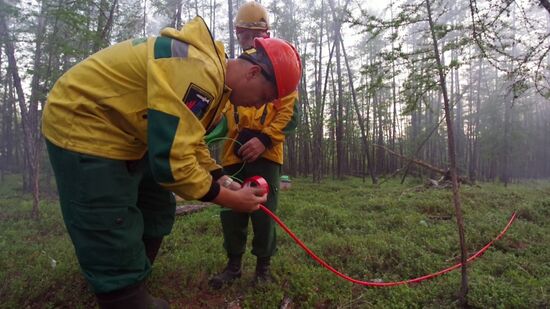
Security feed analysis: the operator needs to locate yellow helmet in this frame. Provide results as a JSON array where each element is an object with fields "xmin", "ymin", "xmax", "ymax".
[{"xmin": 235, "ymin": 1, "xmax": 270, "ymax": 30}]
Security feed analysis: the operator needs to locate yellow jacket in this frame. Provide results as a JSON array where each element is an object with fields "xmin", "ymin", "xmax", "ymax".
[
  {"xmin": 42, "ymin": 17, "xmax": 230, "ymax": 201},
  {"xmin": 221, "ymin": 91, "xmax": 298, "ymax": 166}
]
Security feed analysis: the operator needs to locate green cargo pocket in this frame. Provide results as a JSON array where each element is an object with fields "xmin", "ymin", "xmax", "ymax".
[{"xmin": 71, "ymin": 202, "xmax": 129, "ymax": 231}]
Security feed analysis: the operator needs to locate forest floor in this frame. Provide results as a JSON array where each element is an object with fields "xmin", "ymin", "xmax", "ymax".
[{"xmin": 0, "ymin": 174, "xmax": 549, "ymax": 308}]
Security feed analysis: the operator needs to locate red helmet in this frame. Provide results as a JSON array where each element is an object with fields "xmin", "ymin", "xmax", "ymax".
[{"xmin": 254, "ymin": 37, "xmax": 302, "ymax": 99}]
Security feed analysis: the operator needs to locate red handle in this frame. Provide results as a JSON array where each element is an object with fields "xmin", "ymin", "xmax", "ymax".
[{"xmin": 242, "ymin": 176, "xmax": 270, "ymax": 195}]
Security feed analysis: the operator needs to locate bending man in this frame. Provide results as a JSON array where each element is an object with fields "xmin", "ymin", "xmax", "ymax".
[{"xmin": 42, "ymin": 16, "xmax": 301, "ymax": 308}]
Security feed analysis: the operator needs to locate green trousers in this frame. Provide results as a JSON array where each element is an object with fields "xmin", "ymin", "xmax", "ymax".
[
  {"xmin": 221, "ymin": 158, "xmax": 281, "ymax": 258},
  {"xmin": 46, "ymin": 140, "xmax": 175, "ymax": 293}
]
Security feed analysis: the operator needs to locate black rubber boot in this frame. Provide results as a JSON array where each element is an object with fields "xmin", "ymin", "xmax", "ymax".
[
  {"xmin": 208, "ymin": 254, "xmax": 243, "ymax": 290},
  {"xmin": 95, "ymin": 282, "xmax": 169, "ymax": 309},
  {"xmin": 254, "ymin": 256, "xmax": 273, "ymax": 285},
  {"xmin": 143, "ymin": 237, "xmax": 163, "ymax": 265}
]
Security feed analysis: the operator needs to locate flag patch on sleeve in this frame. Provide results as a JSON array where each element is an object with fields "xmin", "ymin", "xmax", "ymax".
[{"xmin": 182, "ymin": 83, "xmax": 213, "ymax": 119}]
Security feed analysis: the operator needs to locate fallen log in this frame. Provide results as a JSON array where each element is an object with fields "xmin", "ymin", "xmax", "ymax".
[
  {"xmin": 374, "ymin": 144, "xmax": 473, "ymax": 185},
  {"xmin": 374, "ymin": 144, "xmax": 446, "ymax": 175},
  {"xmin": 175, "ymin": 204, "xmax": 213, "ymax": 216}
]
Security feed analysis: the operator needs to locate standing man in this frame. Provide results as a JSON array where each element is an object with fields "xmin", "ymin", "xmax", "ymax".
[
  {"xmin": 209, "ymin": 1, "xmax": 300, "ymax": 289},
  {"xmin": 42, "ymin": 16, "xmax": 301, "ymax": 308}
]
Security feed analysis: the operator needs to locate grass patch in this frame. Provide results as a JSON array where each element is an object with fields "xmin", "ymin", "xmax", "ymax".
[{"xmin": 1, "ymin": 174, "xmax": 549, "ymax": 308}]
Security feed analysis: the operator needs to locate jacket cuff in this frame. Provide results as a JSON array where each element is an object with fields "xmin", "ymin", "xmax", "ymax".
[
  {"xmin": 257, "ymin": 132, "xmax": 273, "ymax": 148},
  {"xmin": 210, "ymin": 168, "xmax": 224, "ymax": 181},
  {"xmin": 199, "ymin": 181, "xmax": 220, "ymax": 202}
]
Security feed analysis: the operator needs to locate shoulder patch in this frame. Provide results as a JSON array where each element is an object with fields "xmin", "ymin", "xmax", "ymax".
[
  {"xmin": 171, "ymin": 40, "xmax": 189, "ymax": 58},
  {"xmin": 154, "ymin": 37, "xmax": 189, "ymax": 59},
  {"xmin": 154, "ymin": 37, "xmax": 172, "ymax": 59},
  {"xmin": 182, "ymin": 83, "xmax": 214, "ymax": 119}
]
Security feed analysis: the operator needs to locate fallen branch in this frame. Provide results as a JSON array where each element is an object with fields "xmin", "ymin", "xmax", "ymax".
[
  {"xmin": 374, "ymin": 144, "xmax": 446, "ymax": 175},
  {"xmin": 175, "ymin": 204, "xmax": 213, "ymax": 216},
  {"xmin": 375, "ymin": 144, "xmax": 475, "ymax": 186}
]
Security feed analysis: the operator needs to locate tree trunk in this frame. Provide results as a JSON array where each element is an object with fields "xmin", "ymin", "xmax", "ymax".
[
  {"xmin": 454, "ymin": 52, "xmax": 464, "ymax": 172},
  {"xmin": 297, "ymin": 55, "xmax": 311, "ymax": 177},
  {"xmin": 328, "ymin": 0, "xmax": 351, "ymax": 180},
  {"xmin": 390, "ymin": 0, "xmax": 398, "ymax": 173},
  {"xmin": 172, "ymin": 0, "xmax": 183, "ymax": 29},
  {"xmin": 93, "ymin": 0, "xmax": 117, "ymax": 52},
  {"xmin": 0, "ymin": 12, "xmax": 43, "ymax": 219},
  {"xmin": 0, "ymin": 43, "xmax": 6, "ymax": 180},
  {"xmin": 334, "ymin": 26, "xmax": 345, "ymax": 179},
  {"xmin": 502, "ymin": 7, "xmax": 517, "ymax": 186},
  {"xmin": 469, "ymin": 57, "xmax": 482, "ymax": 182},
  {"xmin": 142, "ymin": 0, "xmax": 147, "ymax": 36},
  {"xmin": 227, "ymin": 0, "xmax": 235, "ymax": 58},
  {"xmin": 376, "ymin": 94, "xmax": 385, "ymax": 174},
  {"xmin": 312, "ymin": 4, "xmax": 325, "ymax": 182},
  {"xmin": 339, "ymin": 35, "xmax": 377, "ymax": 184},
  {"xmin": 329, "ymin": 69, "xmax": 338, "ymax": 178},
  {"xmin": 426, "ymin": 0, "xmax": 469, "ymax": 305}
]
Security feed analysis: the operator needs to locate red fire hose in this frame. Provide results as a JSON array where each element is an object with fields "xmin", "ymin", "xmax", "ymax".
[{"xmin": 243, "ymin": 176, "xmax": 517, "ymax": 287}]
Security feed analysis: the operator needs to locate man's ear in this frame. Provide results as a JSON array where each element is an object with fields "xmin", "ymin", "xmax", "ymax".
[{"xmin": 246, "ymin": 64, "xmax": 262, "ymax": 81}]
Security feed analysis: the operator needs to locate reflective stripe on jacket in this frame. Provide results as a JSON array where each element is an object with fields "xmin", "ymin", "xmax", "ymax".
[
  {"xmin": 42, "ymin": 17, "xmax": 229, "ymax": 200},
  {"xmin": 221, "ymin": 90, "xmax": 298, "ymax": 166}
]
